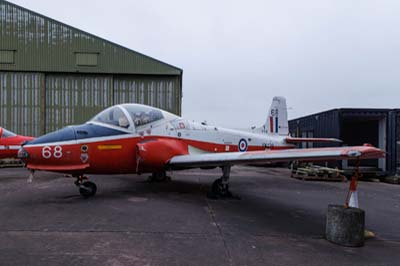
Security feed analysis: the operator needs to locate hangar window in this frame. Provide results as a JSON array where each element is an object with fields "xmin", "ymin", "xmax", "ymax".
[
  {"xmin": 92, "ymin": 106, "xmax": 130, "ymax": 129},
  {"xmin": 0, "ymin": 50, "xmax": 15, "ymax": 64},
  {"xmin": 75, "ymin": 52, "xmax": 98, "ymax": 66}
]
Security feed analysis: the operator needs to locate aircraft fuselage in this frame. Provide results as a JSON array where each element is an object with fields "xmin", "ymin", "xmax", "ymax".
[{"xmin": 20, "ymin": 105, "xmax": 294, "ymax": 175}]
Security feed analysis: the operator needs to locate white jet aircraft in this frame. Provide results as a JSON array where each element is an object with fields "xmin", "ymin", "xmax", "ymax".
[{"xmin": 18, "ymin": 96, "xmax": 384, "ymax": 198}]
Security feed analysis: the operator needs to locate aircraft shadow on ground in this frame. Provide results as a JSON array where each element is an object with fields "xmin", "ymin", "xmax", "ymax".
[
  {"xmin": 16, "ymin": 173, "xmax": 326, "ymax": 237},
  {"xmin": 107, "ymin": 185, "xmax": 323, "ymax": 236}
]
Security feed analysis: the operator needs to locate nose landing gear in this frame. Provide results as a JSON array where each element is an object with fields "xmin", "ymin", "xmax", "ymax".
[
  {"xmin": 27, "ymin": 169, "xmax": 35, "ymax": 183},
  {"xmin": 74, "ymin": 175, "xmax": 97, "ymax": 198}
]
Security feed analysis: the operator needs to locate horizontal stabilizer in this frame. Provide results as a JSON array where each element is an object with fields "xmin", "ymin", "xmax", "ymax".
[{"xmin": 285, "ymin": 137, "xmax": 342, "ymax": 144}]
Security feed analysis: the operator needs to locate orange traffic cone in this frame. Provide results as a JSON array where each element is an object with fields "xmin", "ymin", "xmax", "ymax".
[
  {"xmin": 345, "ymin": 174, "xmax": 359, "ymax": 208},
  {"xmin": 348, "ymin": 183, "xmax": 359, "ymax": 208}
]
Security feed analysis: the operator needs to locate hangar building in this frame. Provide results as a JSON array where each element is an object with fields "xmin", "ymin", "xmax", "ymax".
[
  {"xmin": 289, "ymin": 109, "xmax": 400, "ymax": 176},
  {"xmin": 0, "ymin": 0, "xmax": 182, "ymax": 137}
]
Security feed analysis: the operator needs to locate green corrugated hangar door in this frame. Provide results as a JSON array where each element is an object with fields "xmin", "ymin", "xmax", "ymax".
[
  {"xmin": 0, "ymin": 72, "xmax": 43, "ymax": 137},
  {"xmin": 113, "ymin": 75, "xmax": 181, "ymax": 114},
  {"xmin": 44, "ymin": 74, "xmax": 181, "ymax": 133},
  {"xmin": 0, "ymin": 73, "xmax": 182, "ymax": 137},
  {"xmin": 45, "ymin": 74, "xmax": 113, "ymax": 132}
]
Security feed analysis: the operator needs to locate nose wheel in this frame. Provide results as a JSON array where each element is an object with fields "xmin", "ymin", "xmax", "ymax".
[
  {"xmin": 74, "ymin": 175, "xmax": 97, "ymax": 198},
  {"xmin": 79, "ymin": 181, "xmax": 97, "ymax": 198}
]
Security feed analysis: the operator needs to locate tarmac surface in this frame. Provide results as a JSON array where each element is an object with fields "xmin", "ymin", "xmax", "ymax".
[{"xmin": 0, "ymin": 166, "xmax": 399, "ymax": 266}]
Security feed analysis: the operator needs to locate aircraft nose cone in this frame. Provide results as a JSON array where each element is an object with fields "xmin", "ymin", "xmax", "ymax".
[{"xmin": 17, "ymin": 147, "xmax": 29, "ymax": 159}]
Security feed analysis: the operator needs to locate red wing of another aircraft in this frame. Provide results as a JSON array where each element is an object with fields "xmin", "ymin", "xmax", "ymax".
[{"xmin": 0, "ymin": 127, "xmax": 34, "ymax": 160}]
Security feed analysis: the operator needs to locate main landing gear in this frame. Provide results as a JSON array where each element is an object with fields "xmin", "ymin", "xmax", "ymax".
[
  {"xmin": 148, "ymin": 171, "xmax": 171, "ymax": 182},
  {"xmin": 208, "ymin": 165, "xmax": 237, "ymax": 199},
  {"xmin": 74, "ymin": 175, "xmax": 97, "ymax": 198}
]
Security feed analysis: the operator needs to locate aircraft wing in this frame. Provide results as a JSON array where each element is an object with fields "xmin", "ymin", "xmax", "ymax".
[{"xmin": 168, "ymin": 145, "xmax": 384, "ymax": 169}]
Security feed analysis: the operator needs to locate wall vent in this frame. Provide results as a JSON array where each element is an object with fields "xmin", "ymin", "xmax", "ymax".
[
  {"xmin": 75, "ymin": 52, "xmax": 98, "ymax": 66},
  {"xmin": 0, "ymin": 50, "xmax": 15, "ymax": 64}
]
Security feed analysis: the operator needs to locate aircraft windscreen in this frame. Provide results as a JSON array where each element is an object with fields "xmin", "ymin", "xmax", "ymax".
[
  {"xmin": 122, "ymin": 105, "xmax": 164, "ymax": 127},
  {"xmin": 2, "ymin": 129, "xmax": 16, "ymax": 138},
  {"xmin": 92, "ymin": 106, "xmax": 130, "ymax": 129}
]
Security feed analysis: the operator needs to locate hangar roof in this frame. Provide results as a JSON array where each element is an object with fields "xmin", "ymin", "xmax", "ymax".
[
  {"xmin": 290, "ymin": 108, "xmax": 390, "ymax": 122},
  {"xmin": 0, "ymin": 0, "xmax": 182, "ymax": 75}
]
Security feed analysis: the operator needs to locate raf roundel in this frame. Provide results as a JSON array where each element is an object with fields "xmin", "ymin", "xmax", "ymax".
[{"xmin": 238, "ymin": 138, "xmax": 248, "ymax": 152}]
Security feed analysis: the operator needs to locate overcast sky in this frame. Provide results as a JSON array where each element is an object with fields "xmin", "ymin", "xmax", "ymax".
[{"xmin": 8, "ymin": 0, "xmax": 400, "ymax": 128}]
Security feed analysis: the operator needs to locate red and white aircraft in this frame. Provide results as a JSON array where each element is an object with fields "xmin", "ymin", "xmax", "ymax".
[
  {"xmin": 0, "ymin": 127, "xmax": 34, "ymax": 160},
  {"xmin": 18, "ymin": 97, "xmax": 384, "ymax": 197}
]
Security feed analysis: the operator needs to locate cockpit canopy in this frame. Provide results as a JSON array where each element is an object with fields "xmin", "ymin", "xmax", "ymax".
[
  {"xmin": 0, "ymin": 128, "xmax": 16, "ymax": 138},
  {"xmin": 124, "ymin": 104, "xmax": 164, "ymax": 127},
  {"xmin": 92, "ymin": 106, "xmax": 131, "ymax": 129},
  {"xmin": 90, "ymin": 104, "xmax": 178, "ymax": 130}
]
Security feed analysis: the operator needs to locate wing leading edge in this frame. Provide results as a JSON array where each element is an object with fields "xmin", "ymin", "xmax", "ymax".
[{"xmin": 168, "ymin": 145, "xmax": 384, "ymax": 169}]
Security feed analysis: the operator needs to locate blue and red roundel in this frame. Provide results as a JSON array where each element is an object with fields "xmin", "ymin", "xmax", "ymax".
[{"xmin": 238, "ymin": 138, "xmax": 248, "ymax": 152}]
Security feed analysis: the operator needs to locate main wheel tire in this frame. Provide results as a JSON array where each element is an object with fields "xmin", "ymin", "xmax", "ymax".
[
  {"xmin": 79, "ymin": 181, "xmax": 97, "ymax": 198},
  {"xmin": 212, "ymin": 178, "xmax": 231, "ymax": 197},
  {"xmin": 152, "ymin": 172, "xmax": 167, "ymax": 182}
]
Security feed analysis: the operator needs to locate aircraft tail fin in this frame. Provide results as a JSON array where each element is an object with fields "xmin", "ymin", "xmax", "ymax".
[{"xmin": 264, "ymin": 96, "xmax": 288, "ymax": 136}]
